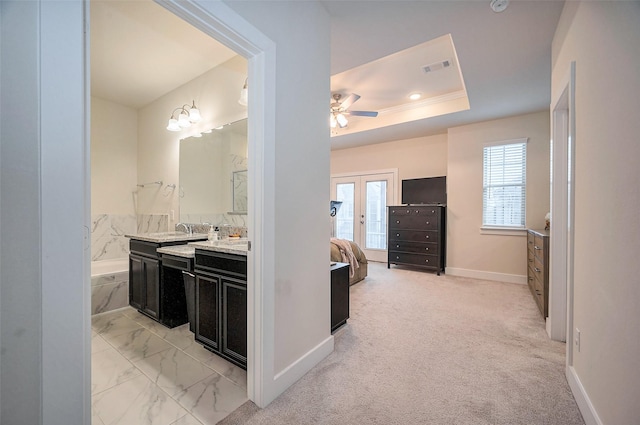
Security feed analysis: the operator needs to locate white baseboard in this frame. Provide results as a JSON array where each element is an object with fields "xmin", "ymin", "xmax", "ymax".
[
  {"xmin": 566, "ymin": 365, "xmax": 602, "ymax": 425},
  {"xmin": 268, "ymin": 335, "xmax": 334, "ymax": 403},
  {"xmin": 445, "ymin": 267, "xmax": 527, "ymax": 284}
]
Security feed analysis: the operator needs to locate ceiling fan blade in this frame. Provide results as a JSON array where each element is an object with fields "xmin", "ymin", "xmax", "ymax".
[
  {"xmin": 346, "ymin": 110, "xmax": 378, "ymax": 117},
  {"xmin": 339, "ymin": 93, "xmax": 361, "ymax": 110}
]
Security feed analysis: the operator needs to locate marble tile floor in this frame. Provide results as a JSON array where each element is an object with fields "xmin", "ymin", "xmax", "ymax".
[{"xmin": 92, "ymin": 307, "xmax": 247, "ymax": 425}]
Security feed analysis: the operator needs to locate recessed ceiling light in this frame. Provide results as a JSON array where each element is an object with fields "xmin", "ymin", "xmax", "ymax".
[{"xmin": 409, "ymin": 93, "xmax": 422, "ymax": 101}]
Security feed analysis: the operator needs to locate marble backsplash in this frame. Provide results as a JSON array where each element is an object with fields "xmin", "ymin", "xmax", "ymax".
[{"xmin": 91, "ymin": 213, "xmax": 169, "ymax": 261}]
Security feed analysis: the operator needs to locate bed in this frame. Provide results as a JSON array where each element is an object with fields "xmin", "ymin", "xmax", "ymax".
[{"xmin": 330, "ymin": 238, "xmax": 368, "ymax": 285}]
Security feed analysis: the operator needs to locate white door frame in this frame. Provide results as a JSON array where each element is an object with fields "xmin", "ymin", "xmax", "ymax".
[
  {"xmin": 156, "ymin": 0, "xmax": 276, "ymax": 406},
  {"xmin": 549, "ymin": 62, "xmax": 576, "ymax": 350}
]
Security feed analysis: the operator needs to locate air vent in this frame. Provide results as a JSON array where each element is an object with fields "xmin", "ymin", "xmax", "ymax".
[{"xmin": 422, "ymin": 60, "xmax": 451, "ymax": 73}]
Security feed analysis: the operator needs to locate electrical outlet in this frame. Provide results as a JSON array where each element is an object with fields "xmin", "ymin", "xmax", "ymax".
[{"xmin": 575, "ymin": 328, "xmax": 581, "ymax": 352}]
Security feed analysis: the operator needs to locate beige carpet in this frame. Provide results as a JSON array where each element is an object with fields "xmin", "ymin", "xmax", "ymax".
[{"xmin": 219, "ymin": 262, "xmax": 584, "ymax": 425}]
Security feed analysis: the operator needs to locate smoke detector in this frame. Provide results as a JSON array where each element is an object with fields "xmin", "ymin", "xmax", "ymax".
[{"xmin": 490, "ymin": 0, "xmax": 509, "ymax": 13}]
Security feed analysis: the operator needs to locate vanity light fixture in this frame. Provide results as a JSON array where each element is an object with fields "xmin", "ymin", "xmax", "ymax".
[
  {"xmin": 238, "ymin": 78, "xmax": 248, "ymax": 106},
  {"xmin": 166, "ymin": 100, "xmax": 202, "ymax": 132}
]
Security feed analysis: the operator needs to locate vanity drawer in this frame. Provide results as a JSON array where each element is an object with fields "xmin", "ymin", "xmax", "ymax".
[
  {"xmin": 195, "ymin": 250, "xmax": 247, "ymax": 279},
  {"xmin": 161, "ymin": 254, "xmax": 193, "ymax": 272},
  {"xmin": 388, "ymin": 241, "xmax": 439, "ymax": 255},
  {"xmin": 389, "ymin": 229, "xmax": 439, "ymax": 243}
]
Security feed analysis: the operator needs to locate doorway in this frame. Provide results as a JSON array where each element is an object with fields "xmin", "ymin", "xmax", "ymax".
[
  {"xmin": 331, "ymin": 170, "xmax": 397, "ymax": 262},
  {"xmin": 549, "ymin": 62, "xmax": 576, "ymax": 354}
]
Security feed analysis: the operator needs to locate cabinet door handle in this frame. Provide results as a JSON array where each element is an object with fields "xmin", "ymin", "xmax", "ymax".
[
  {"xmin": 396, "ymin": 256, "xmax": 400, "ymax": 260},
  {"xmin": 425, "ymin": 221, "xmax": 430, "ymax": 225},
  {"xmin": 425, "ymin": 235, "xmax": 430, "ymax": 239},
  {"xmin": 534, "ymin": 246, "xmax": 541, "ymax": 250},
  {"xmin": 425, "ymin": 259, "xmax": 429, "ymax": 263},
  {"xmin": 425, "ymin": 247, "xmax": 429, "ymax": 251},
  {"xmin": 534, "ymin": 267, "xmax": 541, "ymax": 272},
  {"xmin": 396, "ymin": 244, "xmax": 400, "ymax": 248},
  {"xmin": 396, "ymin": 220, "xmax": 400, "ymax": 224},
  {"xmin": 396, "ymin": 233, "xmax": 400, "ymax": 237}
]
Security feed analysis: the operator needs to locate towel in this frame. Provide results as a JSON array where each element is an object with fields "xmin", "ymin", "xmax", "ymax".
[{"xmin": 330, "ymin": 238, "xmax": 359, "ymax": 277}]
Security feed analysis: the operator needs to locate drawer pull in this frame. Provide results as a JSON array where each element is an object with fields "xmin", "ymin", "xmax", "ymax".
[
  {"xmin": 425, "ymin": 235, "xmax": 430, "ymax": 239},
  {"xmin": 396, "ymin": 256, "xmax": 400, "ymax": 260},
  {"xmin": 425, "ymin": 259, "xmax": 429, "ymax": 263},
  {"xmin": 396, "ymin": 233, "xmax": 400, "ymax": 237},
  {"xmin": 431, "ymin": 210, "xmax": 435, "ymax": 214},
  {"xmin": 425, "ymin": 221, "xmax": 430, "ymax": 225},
  {"xmin": 534, "ymin": 246, "xmax": 541, "ymax": 250},
  {"xmin": 396, "ymin": 220, "xmax": 400, "ymax": 224},
  {"xmin": 396, "ymin": 244, "xmax": 400, "ymax": 248},
  {"xmin": 425, "ymin": 247, "xmax": 429, "ymax": 251},
  {"xmin": 534, "ymin": 267, "xmax": 541, "ymax": 273}
]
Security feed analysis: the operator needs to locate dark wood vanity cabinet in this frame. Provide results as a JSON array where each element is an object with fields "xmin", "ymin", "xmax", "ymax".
[
  {"xmin": 129, "ymin": 254, "xmax": 160, "ymax": 319},
  {"xmin": 194, "ymin": 250, "xmax": 247, "ymax": 369},
  {"xmin": 387, "ymin": 205, "xmax": 446, "ymax": 275},
  {"xmin": 129, "ymin": 239, "xmax": 203, "ymax": 328}
]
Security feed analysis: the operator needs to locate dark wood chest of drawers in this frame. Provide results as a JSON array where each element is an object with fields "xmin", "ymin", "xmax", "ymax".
[
  {"xmin": 387, "ymin": 205, "xmax": 446, "ymax": 275},
  {"xmin": 527, "ymin": 229, "xmax": 549, "ymax": 317}
]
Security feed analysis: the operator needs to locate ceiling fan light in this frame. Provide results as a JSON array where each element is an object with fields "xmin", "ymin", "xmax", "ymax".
[
  {"xmin": 336, "ymin": 113, "xmax": 348, "ymax": 128},
  {"xmin": 166, "ymin": 118, "xmax": 181, "ymax": 131},
  {"xmin": 330, "ymin": 114, "xmax": 337, "ymax": 128}
]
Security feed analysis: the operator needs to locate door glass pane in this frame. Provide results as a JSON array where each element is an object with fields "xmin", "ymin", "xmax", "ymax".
[
  {"xmin": 365, "ymin": 180, "xmax": 387, "ymax": 250},
  {"xmin": 335, "ymin": 183, "xmax": 355, "ymax": 241}
]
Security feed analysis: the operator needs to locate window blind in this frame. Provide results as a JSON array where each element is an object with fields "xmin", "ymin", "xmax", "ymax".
[{"xmin": 483, "ymin": 141, "xmax": 526, "ymax": 228}]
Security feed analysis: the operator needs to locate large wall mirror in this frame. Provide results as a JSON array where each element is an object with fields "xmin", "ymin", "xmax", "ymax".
[{"xmin": 179, "ymin": 118, "xmax": 247, "ymax": 224}]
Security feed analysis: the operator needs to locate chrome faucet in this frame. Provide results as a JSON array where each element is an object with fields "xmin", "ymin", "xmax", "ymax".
[{"xmin": 176, "ymin": 222, "xmax": 192, "ymax": 235}]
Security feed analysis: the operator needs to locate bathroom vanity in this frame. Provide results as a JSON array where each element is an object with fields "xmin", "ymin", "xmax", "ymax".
[
  {"xmin": 191, "ymin": 240, "xmax": 248, "ymax": 369},
  {"xmin": 126, "ymin": 232, "xmax": 207, "ymax": 327}
]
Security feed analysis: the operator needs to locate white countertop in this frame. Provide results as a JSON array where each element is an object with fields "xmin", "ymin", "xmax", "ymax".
[
  {"xmin": 125, "ymin": 232, "xmax": 208, "ymax": 243},
  {"xmin": 189, "ymin": 239, "xmax": 248, "ymax": 256},
  {"xmin": 156, "ymin": 245, "xmax": 195, "ymax": 258}
]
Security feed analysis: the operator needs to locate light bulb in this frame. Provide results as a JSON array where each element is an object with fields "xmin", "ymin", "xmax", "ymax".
[
  {"xmin": 189, "ymin": 107, "xmax": 201, "ymax": 123},
  {"xmin": 166, "ymin": 118, "xmax": 181, "ymax": 131},
  {"xmin": 238, "ymin": 87, "xmax": 248, "ymax": 106},
  {"xmin": 336, "ymin": 113, "xmax": 348, "ymax": 128},
  {"xmin": 178, "ymin": 111, "xmax": 191, "ymax": 128}
]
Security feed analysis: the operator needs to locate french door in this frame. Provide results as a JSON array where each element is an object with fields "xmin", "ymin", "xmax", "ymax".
[{"xmin": 330, "ymin": 171, "xmax": 396, "ymax": 262}]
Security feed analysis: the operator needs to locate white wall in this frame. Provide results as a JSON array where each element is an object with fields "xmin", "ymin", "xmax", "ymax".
[
  {"xmin": 223, "ymin": 0, "xmax": 332, "ymax": 384},
  {"xmin": 1, "ymin": 1, "xmax": 89, "ymax": 424},
  {"xmin": 552, "ymin": 2, "xmax": 640, "ymax": 424},
  {"xmin": 330, "ymin": 134, "xmax": 448, "ymax": 197},
  {"xmin": 137, "ymin": 55, "xmax": 247, "ymax": 228},
  {"xmin": 447, "ymin": 111, "xmax": 550, "ymax": 282},
  {"xmin": 91, "ymin": 97, "xmax": 138, "ymax": 215}
]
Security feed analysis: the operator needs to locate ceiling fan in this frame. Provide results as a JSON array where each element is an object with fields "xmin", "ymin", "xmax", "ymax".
[{"xmin": 330, "ymin": 93, "xmax": 378, "ymax": 129}]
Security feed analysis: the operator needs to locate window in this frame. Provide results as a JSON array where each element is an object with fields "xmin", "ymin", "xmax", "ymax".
[{"xmin": 483, "ymin": 139, "xmax": 527, "ymax": 228}]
